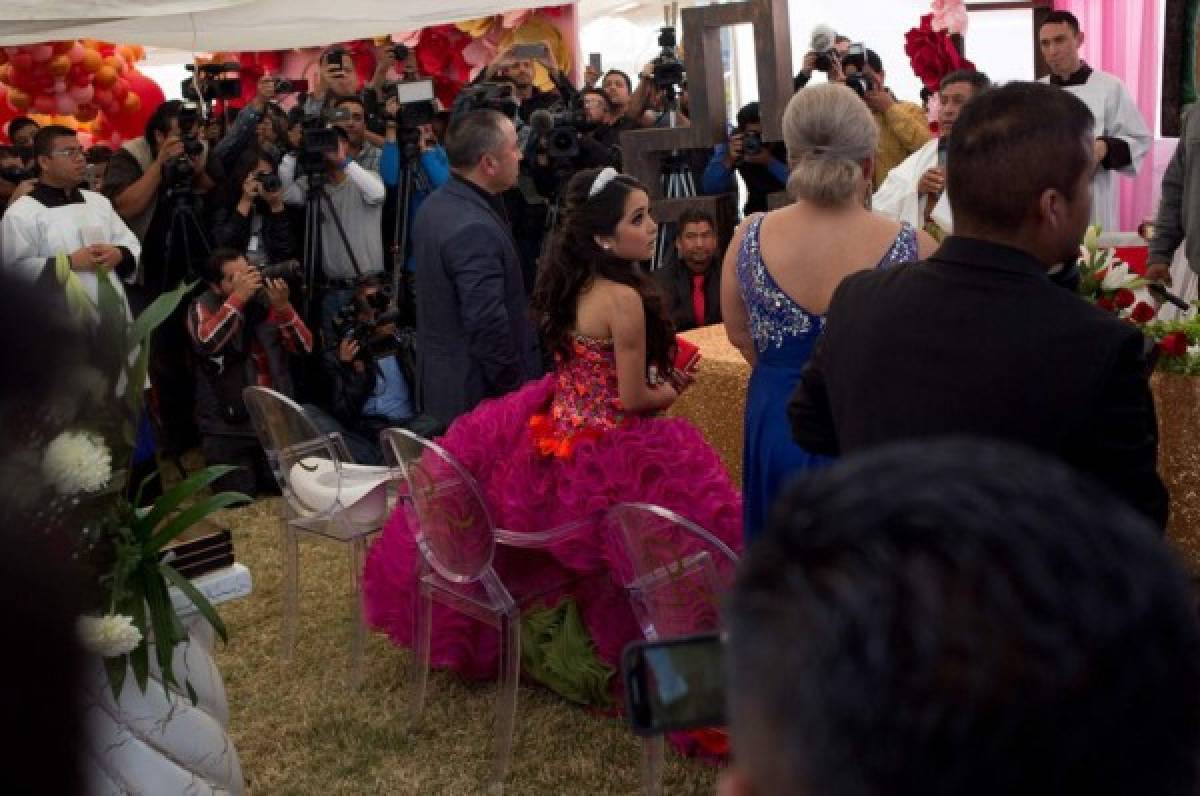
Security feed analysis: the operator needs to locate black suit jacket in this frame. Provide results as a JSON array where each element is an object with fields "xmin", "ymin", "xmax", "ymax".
[
  {"xmin": 413, "ymin": 176, "xmax": 541, "ymax": 427},
  {"xmin": 788, "ymin": 236, "xmax": 1168, "ymax": 528},
  {"xmin": 652, "ymin": 255, "xmax": 723, "ymax": 332}
]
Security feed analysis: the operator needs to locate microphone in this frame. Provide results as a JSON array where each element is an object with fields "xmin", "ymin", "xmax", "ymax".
[
  {"xmin": 810, "ymin": 24, "xmax": 837, "ymax": 54},
  {"xmin": 937, "ymin": 138, "xmax": 949, "ymax": 170},
  {"xmin": 1147, "ymin": 282, "xmax": 1190, "ymax": 311}
]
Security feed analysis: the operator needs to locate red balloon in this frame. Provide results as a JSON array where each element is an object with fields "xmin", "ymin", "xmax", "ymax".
[
  {"xmin": 111, "ymin": 79, "xmax": 128, "ymax": 101},
  {"xmin": 33, "ymin": 94, "xmax": 56, "ymax": 114},
  {"xmin": 93, "ymin": 87, "xmax": 112, "ymax": 106},
  {"xmin": 11, "ymin": 52, "xmax": 32, "ymax": 72},
  {"xmin": 112, "ymin": 69, "xmax": 165, "ymax": 138}
]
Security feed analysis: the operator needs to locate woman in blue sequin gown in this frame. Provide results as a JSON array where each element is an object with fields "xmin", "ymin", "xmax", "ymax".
[{"xmin": 721, "ymin": 84, "xmax": 936, "ymax": 541}]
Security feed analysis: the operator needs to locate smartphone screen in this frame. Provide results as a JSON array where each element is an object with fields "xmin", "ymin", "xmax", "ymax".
[
  {"xmin": 623, "ymin": 633, "xmax": 725, "ymax": 736},
  {"xmin": 589, "ymin": 52, "xmax": 603, "ymax": 73}
]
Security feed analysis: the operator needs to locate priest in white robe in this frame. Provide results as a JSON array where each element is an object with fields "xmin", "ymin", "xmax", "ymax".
[
  {"xmin": 873, "ymin": 69, "xmax": 990, "ymax": 240},
  {"xmin": 1, "ymin": 124, "xmax": 140, "ymax": 324},
  {"xmin": 1037, "ymin": 10, "xmax": 1150, "ymax": 233}
]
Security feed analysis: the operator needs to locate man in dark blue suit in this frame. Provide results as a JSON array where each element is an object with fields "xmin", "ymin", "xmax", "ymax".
[{"xmin": 412, "ymin": 109, "xmax": 541, "ymax": 427}]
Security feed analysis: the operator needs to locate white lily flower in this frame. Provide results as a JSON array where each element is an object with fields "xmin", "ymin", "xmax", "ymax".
[{"xmin": 1101, "ymin": 260, "xmax": 1132, "ymax": 291}]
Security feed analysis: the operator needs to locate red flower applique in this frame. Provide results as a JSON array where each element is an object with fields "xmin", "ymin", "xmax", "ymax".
[
  {"xmin": 905, "ymin": 14, "xmax": 975, "ymax": 93},
  {"xmin": 1129, "ymin": 302, "xmax": 1156, "ymax": 324}
]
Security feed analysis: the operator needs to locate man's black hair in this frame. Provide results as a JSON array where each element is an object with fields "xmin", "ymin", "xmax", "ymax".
[
  {"xmin": 143, "ymin": 99, "xmax": 184, "ymax": 147},
  {"xmin": 726, "ymin": 438, "xmax": 1200, "ymax": 796},
  {"xmin": 201, "ymin": 247, "xmax": 244, "ymax": 285},
  {"xmin": 7, "ymin": 116, "xmax": 38, "ymax": 141},
  {"xmin": 843, "ymin": 47, "xmax": 884, "ymax": 74},
  {"xmin": 677, "ymin": 207, "xmax": 716, "ymax": 231},
  {"xmin": 581, "ymin": 86, "xmax": 616, "ymax": 114},
  {"xmin": 1041, "ymin": 9, "xmax": 1082, "ymax": 34},
  {"xmin": 603, "ymin": 69, "xmax": 633, "ymax": 93},
  {"xmin": 946, "ymin": 80, "xmax": 1093, "ymax": 234},
  {"xmin": 32, "ymin": 125, "xmax": 78, "ymax": 161},
  {"xmin": 735, "ymin": 101, "xmax": 761, "ymax": 130},
  {"xmin": 940, "ymin": 68, "xmax": 991, "ymax": 93}
]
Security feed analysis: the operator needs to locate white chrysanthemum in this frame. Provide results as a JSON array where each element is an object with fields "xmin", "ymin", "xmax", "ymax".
[
  {"xmin": 42, "ymin": 430, "xmax": 112, "ymax": 496},
  {"xmin": 78, "ymin": 614, "xmax": 142, "ymax": 658}
]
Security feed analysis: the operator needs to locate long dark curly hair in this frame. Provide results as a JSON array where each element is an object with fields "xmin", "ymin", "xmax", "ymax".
[{"xmin": 531, "ymin": 167, "xmax": 674, "ymax": 373}]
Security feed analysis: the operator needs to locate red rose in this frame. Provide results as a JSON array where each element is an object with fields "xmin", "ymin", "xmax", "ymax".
[
  {"xmin": 1114, "ymin": 288, "xmax": 1136, "ymax": 309},
  {"xmin": 1096, "ymin": 296, "xmax": 1116, "ymax": 312},
  {"xmin": 1159, "ymin": 331, "xmax": 1190, "ymax": 357},
  {"xmin": 1129, "ymin": 302, "xmax": 1156, "ymax": 324},
  {"xmin": 905, "ymin": 14, "xmax": 975, "ymax": 92}
]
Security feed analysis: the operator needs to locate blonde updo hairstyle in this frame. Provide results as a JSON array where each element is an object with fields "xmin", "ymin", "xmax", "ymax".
[{"xmin": 782, "ymin": 83, "xmax": 879, "ymax": 207}]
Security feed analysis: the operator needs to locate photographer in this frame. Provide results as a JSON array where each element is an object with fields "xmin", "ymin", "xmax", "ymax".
[
  {"xmin": 480, "ymin": 44, "xmax": 572, "ymax": 122},
  {"xmin": 300, "ymin": 47, "xmax": 362, "ymax": 119},
  {"xmin": 211, "ymin": 151, "xmax": 293, "ymax": 263},
  {"xmin": 307, "ymin": 276, "xmax": 442, "ymax": 465},
  {"xmin": 212, "ymin": 73, "xmax": 281, "ymax": 174},
  {"xmin": 329, "ymin": 95, "xmax": 382, "ymax": 175},
  {"xmin": 581, "ymin": 87, "xmax": 632, "ymax": 153},
  {"xmin": 840, "ymin": 48, "xmax": 931, "ymax": 188},
  {"xmin": 279, "ymin": 99, "xmax": 387, "ymax": 340},
  {"xmin": 794, "ymin": 33, "xmax": 851, "ymax": 90},
  {"xmin": 0, "ymin": 144, "xmax": 34, "ymax": 213},
  {"xmin": 187, "ymin": 248, "xmax": 313, "ymax": 494},
  {"xmin": 7, "ymin": 117, "xmax": 38, "ymax": 149},
  {"xmin": 602, "ymin": 69, "xmax": 634, "ymax": 120},
  {"xmin": 701, "ymin": 102, "xmax": 788, "ymax": 215},
  {"xmin": 379, "ymin": 95, "xmax": 449, "ymax": 271}
]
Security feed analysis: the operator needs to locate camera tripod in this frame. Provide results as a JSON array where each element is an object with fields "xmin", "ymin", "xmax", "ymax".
[
  {"xmin": 388, "ymin": 132, "xmax": 430, "ymax": 329},
  {"xmin": 299, "ymin": 168, "xmax": 364, "ymax": 330},
  {"xmin": 653, "ymin": 102, "xmax": 695, "ymax": 270}
]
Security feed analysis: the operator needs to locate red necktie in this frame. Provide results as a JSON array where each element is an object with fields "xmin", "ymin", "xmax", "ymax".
[{"xmin": 691, "ymin": 273, "xmax": 706, "ymax": 327}]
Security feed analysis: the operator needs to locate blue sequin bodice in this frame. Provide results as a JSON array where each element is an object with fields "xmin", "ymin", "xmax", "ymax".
[{"xmin": 735, "ymin": 214, "xmax": 919, "ymax": 356}]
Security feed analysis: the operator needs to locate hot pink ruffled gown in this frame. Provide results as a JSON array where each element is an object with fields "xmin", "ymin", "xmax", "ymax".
[{"xmin": 363, "ymin": 335, "xmax": 743, "ymax": 698}]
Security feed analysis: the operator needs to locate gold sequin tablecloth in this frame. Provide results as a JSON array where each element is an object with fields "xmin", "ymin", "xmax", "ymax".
[
  {"xmin": 1152, "ymin": 373, "xmax": 1200, "ymax": 574},
  {"xmin": 667, "ymin": 332, "xmax": 1200, "ymax": 570},
  {"xmin": 668, "ymin": 324, "xmax": 751, "ymax": 484}
]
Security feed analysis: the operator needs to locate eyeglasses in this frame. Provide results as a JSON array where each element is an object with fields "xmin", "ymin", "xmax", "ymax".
[{"xmin": 52, "ymin": 147, "xmax": 86, "ymax": 160}]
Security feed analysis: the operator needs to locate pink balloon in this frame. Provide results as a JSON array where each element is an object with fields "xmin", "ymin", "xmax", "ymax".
[
  {"xmin": 53, "ymin": 79, "xmax": 66, "ymax": 93},
  {"xmin": 56, "ymin": 94, "xmax": 77, "ymax": 115},
  {"xmin": 31, "ymin": 45, "xmax": 53, "ymax": 63},
  {"xmin": 68, "ymin": 84, "xmax": 93, "ymax": 103},
  {"xmin": 68, "ymin": 43, "xmax": 85, "ymax": 64}
]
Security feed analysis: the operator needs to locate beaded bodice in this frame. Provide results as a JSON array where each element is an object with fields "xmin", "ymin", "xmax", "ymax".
[
  {"xmin": 736, "ymin": 214, "xmax": 919, "ymax": 354},
  {"xmin": 530, "ymin": 335, "xmax": 628, "ymax": 457}
]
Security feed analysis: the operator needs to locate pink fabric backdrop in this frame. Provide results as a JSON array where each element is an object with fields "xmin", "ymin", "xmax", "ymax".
[{"xmin": 1054, "ymin": 0, "xmax": 1174, "ymax": 231}]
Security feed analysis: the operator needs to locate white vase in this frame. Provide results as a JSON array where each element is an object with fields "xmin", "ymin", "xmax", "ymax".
[{"xmin": 83, "ymin": 568, "xmax": 250, "ymax": 795}]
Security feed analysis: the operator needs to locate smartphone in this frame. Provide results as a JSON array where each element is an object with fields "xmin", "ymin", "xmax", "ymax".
[
  {"xmin": 509, "ymin": 41, "xmax": 550, "ymax": 60},
  {"xmin": 589, "ymin": 52, "xmax": 603, "ymax": 73},
  {"xmin": 393, "ymin": 78, "xmax": 435, "ymax": 104},
  {"xmin": 623, "ymin": 632, "xmax": 725, "ymax": 736}
]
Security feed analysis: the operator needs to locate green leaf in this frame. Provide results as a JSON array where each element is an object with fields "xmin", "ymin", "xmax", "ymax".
[
  {"xmin": 161, "ymin": 562, "xmax": 228, "ymax": 643},
  {"xmin": 131, "ymin": 280, "xmax": 196, "ymax": 346},
  {"xmin": 133, "ymin": 469, "xmax": 160, "ymax": 511},
  {"xmin": 144, "ymin": 567, "xmax": 180, "ymax": 688},
  {"xmin": 145, "ymin": 491, "xmax": 251, "ymax": 553},
  {"xmin": 134, "ymin": 465, "xmax": 241, "ymax": 541},
  {"xmin": 104, "ymin": 654, "xmax": 128, "ymax": 702},
  {"xmin": 127, "ymin": 584, "xmax": 150, "ymax": 693},
  {"xmin": 96, "ymin": 270, "xmax": 128, "ymax": 368},
  {"xmin": 123, "ymin": 342, "xmax": 152, "ymax": 425}
]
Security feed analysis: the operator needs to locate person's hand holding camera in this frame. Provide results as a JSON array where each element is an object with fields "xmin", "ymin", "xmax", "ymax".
[
  {"xmin": 325, "ymin": 136, "xmax": 350, "ymax": 169},
  {"xmin": 338, "ymin": 338, "xmax": 365, "ymax": 372},
  {"xmin": 260, "ymin": 180, "xmax": 284, "ymax": 213},
  {"xmin": 419, "ymin": 124, "xmax": 437, "ymax": 152},
  {"xmin": 799, "ymin": 51, "xmax": 818, "ymax": 77},
  {"xmin": 231, "ymin": 268, "xmax": 263, "ymax": 303},
  {"xmin": 263, "ymin": 277, "xmax": 290, "ymax": 310},
  {"xmin": 154, "ymin": 135, "xmax": 184, "ymax": 169},
  {"xmin": 252, "ymin": 74, "xmax": 276, "ymax": 111},
  {"xmin": 918, "ymin": 167, "xmax": 945, "ymax": 197},
  {"xmin": 723, "ymin": 132, "xmax": 745, "ymax": 169},
  {"xmin": 743, "ymin": 140, "xmax": 772, "ymax": 166},
  {"xmin": 384, "ymin": 96, "xmax": 400, "ymax": 124}
]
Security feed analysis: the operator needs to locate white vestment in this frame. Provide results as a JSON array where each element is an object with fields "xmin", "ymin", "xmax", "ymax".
[
  {"xmin": 872, "ymin": 138, "xmax": 953, "ymax": 235},
  {"xmin": 1040, "ymin": 68, "xmax": 1151, "ymax": 232},
  {"xmin": 1, "ymin": 189, "xmax": 141, "ymax": 322}
]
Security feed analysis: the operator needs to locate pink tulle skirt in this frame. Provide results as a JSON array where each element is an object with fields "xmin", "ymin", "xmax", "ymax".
[{"xmin": 363, "ymin": 374, "xmax": 743, "ymax": 690}]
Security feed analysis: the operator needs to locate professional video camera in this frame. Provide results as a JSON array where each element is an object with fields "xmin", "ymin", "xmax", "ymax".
[
  {"xmin": 253, "ymin": 168, "xmax": 282, "ymax": 193},
  {"xmin": 840, "ymin": 43, "xmax": 877, "ymax": 99},
  {"xmin": 809, "ymin": 24, "xmax": 842, "ymax": 72},
  {"xmin": 454, "ymin": 82, "xmax": 520, "ymax": 120},
  {"xmin": 539, "ymin": 103, "xmax": 595, "ymax": 160},
  {"xmin": 651, "ymin": 26, "xmax": 686, "ymax": 92},
  {"xmin": 270, "ymin": 77, "xmax": 309, "ymax": 95},
  {"xmin": 182, "ymin": 62, "xmax": 242, "ymax": 104},
  {"xmin": 164, "ymin": 102, "xmax": 206, "ymax": 197},
  {"xmin": 296, "ymin": 108, "xmax": 345, "ymax": 180}
]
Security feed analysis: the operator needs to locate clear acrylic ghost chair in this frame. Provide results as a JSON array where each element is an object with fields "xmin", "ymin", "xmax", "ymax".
[
  {"xmin": 605, "ymin": 502, "xmax": 740, "ymax": 796},
  {"xmin": 243, "ymin": 386, "xmax": 395, "ymax": 688},
  {"xmin": 381, "ymin": 428, "xmax": 595, "ymax": 795}
]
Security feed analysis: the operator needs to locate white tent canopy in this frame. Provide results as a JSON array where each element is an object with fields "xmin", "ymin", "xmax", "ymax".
[{"xmin": 0, "ymin": 0, "xmax": 566, "ymax": 50}]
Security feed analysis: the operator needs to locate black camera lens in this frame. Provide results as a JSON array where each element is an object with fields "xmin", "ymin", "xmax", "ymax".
[
  {"xmin": 391, "ymin": 44, "xmax": 409, "ymax": 62},
  {"xmin": 257, "ymin": 259, "xmax": 302, "ymax": 280},
  {"xmin": 273, "ymin": 77, "xmax": 294, "ymax": 94},
  {"xmin": 743, "ymin": 132, "xmax": 763, "ymax": 156},
  {"xmin": 255, "ymin": 171, "xmax": 282, "ymax": 193}
]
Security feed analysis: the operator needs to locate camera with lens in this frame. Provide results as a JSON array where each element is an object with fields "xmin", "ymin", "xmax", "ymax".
[
  {"xmin": 332, "ymin": 285, "xmax": 401, "ymax": 350},
  {"xmin": 296, "ymin": 111, "xmax": 341, "ymax": 179},
  {"xmin": 813, "ymin": 49, "xmax": 839, "ymax": 72},
  {"xmin": 651, "ymin": 26, "xmax": 686, "ymax": 92},
  {"xmin": 390, "ymin": 43, "xmax": 410, "ymax": 63},
  {"xmin": 182, "ymin": 62, "xmax": 242, "ymax": 103},
  {"xmin": 271, "ymin": 77, "xmax": 308, "ymax": 95},
  {"xmin": 454, "ymin": 82, "xmax": 520, "ymax": 121},
  {"xmin": 255, "ymin": 258, "xmax": 303, "ymax": 281},
  {"xmin": 0, "ymin": 162, "xmax": 35, "ymax": 184},
  {"xmin": 254, "ymin": 169, "xmax": 282, "ymax": 193},
  {"xmin": 840, "ymin": 43, "xmax": 877, "ymax": 99},
  {"xmin": 164, "ymin": 103, "xmax": 205, "ymax": 196}
]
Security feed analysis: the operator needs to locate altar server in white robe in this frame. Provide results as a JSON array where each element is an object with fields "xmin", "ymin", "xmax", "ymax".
[
  {"xmin": 1037, "ymin": 10, "xmax": 1150, "ymax": 233},
  {"xmin": 1, "ymin": 124, "xmax": 140, "ymax": 324},
  {"xmin": 873, "ymin": 69, "xmax": 990, "ymax": 240}
]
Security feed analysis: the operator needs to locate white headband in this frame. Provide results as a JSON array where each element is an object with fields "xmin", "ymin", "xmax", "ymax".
[{"xmin": 588, "ymin": 167, "xmax": 619, "ymax": 199}]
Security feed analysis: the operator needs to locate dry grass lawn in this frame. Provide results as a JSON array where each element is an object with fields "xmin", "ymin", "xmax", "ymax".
[{"xmin": 212, "ymin": 499, "xmax": 719, "ymax": 795}]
